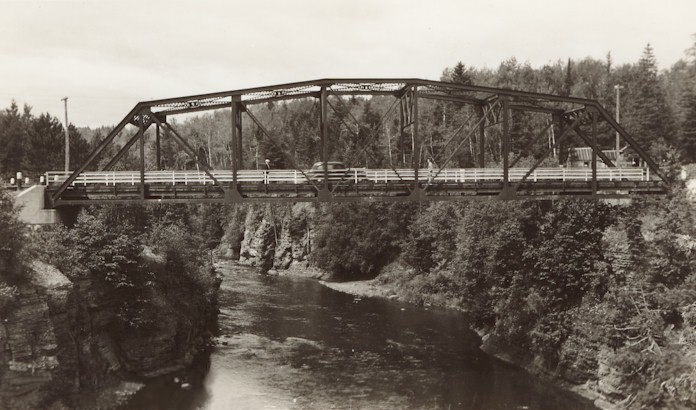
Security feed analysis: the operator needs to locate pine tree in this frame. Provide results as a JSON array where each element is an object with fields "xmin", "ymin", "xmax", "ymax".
[
  {"xmin": 25, "ymin": 113, "xmax": 65, "ymax": 174},
  {"xmin": 677, "ymin": 82, "xmax": 696, "ymax": 162},
  {"xmin": 451, "ymin": 62, "xmax": 473, "ymax": 85},
  {"xmin": 677, "ymin": 36, "xmax": 696, "ymax": 161},
  {"xmin": 0, "ymin": 102, "xmax": 28, "ymax": 177},
  {"xmin": 628, "ymin": 44, "xmax": 673, "ymax": 153}
]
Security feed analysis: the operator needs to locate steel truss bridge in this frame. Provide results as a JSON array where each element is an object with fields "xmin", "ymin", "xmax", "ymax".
[{"xmin": 45, "ymin": 79, "xmax": 668, "ymax": 207}]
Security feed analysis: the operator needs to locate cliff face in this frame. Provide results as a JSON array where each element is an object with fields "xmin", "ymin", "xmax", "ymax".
[
  {"xmin": 221, "ymin": 203, "xmax": 631, "ymax": 409},
  {"xmin": 0, "ymin": 252, "xmax": 219, "ymax": 410},
  {"xmin": 0, "ymin": 262, "xmax": 78, "ymax": 409},
  {"xmin": 238, "ymin": 208, "xmax": 277, "ymax": 271},
  {"xmin": 233, "ymin": 204, "xmax": 313, "ymax": 272}
]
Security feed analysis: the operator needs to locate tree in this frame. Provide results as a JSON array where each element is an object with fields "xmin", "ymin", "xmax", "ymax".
[
  {"xmin": 537, "ymin": 60, "xmax": 566, "ymax": 95},
  {"xmin": 527, "ymin": 200, "xmax": 615, "ymax": 310},
  {"xmin": 355, "ymin": 100, "xmax": 384, "ymax": 167},
  {"xmin": 0, "ymin": 189, "xmax": 28, "ymax": 283},
  {"xmin": 402, "ymin": 202, "xmax": 460, "ymax": 273},
  {"xmin": 0, "ymin": 101, "xmax": 28, "ymax": 177},
  {"xmin": 677, "ymin": 83, "xmax": 696, "ymax": 162},
  {"xmin": 451, "ymin": 62, "xmax": 473, "ymax": 86},
  {"xmin": 312, "ymin": 203, "xmax": 413, "ymax": 279},
  {"xmin": 24, "ymin": 113, "xmax": 64, "ymax": 173},
  {"xmin": 624, "ymin": 44, "xmax": 674, "ymax": 153}
]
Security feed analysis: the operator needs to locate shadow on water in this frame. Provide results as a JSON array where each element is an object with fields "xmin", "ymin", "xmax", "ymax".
[{"xmin": 120, "ymin": 262, "xmax": 597, "ymax": 410}]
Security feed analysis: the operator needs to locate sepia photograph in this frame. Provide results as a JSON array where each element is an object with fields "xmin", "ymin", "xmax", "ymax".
[{"xmin": 1, "ymin": 0, "xmax": 695, "ymax": 408}]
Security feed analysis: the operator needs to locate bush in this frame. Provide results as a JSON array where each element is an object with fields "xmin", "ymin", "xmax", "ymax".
[
  {"xmin": 0, "ymin": 282, "xmax": 18, "ymax": 315},
  {"xmin": 401, "ymin": 202, "xmax": 460, "ymax": 273},
  {"xmin": 0, "ymin": 188, "xmax": 29, "ymax": 284},
  {"xmin": 312, "ymin": 203, "xmax": 414, "ymax": 280}
]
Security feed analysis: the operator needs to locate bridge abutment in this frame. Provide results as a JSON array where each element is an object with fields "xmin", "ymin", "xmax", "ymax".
[
  {"xmin": 13, "ymin": 185, "xmax": 59, "ymax": 225},
  {"xmin": 12, "ymin": 185, "xmax": 79, "ymax": 226}
]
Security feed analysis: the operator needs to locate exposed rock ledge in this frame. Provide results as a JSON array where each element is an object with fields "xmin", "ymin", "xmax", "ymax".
[{"xmin": 0, "ymin": 252, "xmax": 219, "ymax": 410}]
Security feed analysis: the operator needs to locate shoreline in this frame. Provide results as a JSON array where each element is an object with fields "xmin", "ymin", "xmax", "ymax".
[
  {"xmin": 319, "ymin": 278, "xmax": 400, "ymax": 300},
  {"xmin": 273, "ymin": 262, "xmax": 610, "ymax": 410}
]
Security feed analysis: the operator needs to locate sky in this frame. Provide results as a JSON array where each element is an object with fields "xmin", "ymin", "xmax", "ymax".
[{"xmin": 1, "ymin": 0, "xmax": 694, "ymax": 127}]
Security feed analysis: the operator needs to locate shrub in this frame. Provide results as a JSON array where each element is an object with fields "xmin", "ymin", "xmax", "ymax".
[{"xmin": 312, "ymin": 203, "xmax": 414, "ymax": 279}]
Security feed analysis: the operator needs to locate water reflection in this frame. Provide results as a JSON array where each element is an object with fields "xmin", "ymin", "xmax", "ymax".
[{"xmin": 122, "ymin": 262, "xmax": 596, "ymax": 410}]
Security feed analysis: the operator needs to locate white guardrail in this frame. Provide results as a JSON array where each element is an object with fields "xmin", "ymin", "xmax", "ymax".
[{"xmin": 45, "ymin": 167, "xmax": 651, "ymax": 187}]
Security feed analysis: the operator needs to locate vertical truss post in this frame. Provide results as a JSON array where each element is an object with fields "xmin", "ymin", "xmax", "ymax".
[
  {"xmin": 151, "ymin": 115, "xmax": 226, "ymax": 193},
  {"xmin": 398, "ymin": 96, "xmax": 404, "ymax": 166},
  {"xmin": 412, "ymin": 87, "xmax": 420, "ymax": 190},
  {"xmin": 139, "ymin": 113, "xmax": 146, "ymax": 200},
  {"xmin": 235, "ymin": 100, "xmax": 243, "ymax": 167},
  {"xmin": 552, "ymin": 113, "xmax": 562, "ymax": 165},
  {"xmin": 399, "ymin": 93, "xmax": 413, "ymax": 167},
  {"xmin": 510, "ymin": 114, "xmax": 583, "ymax": 193},
  {"xmin": 477, "ymin": 105, "xmax": 485, "ymax": 168},
  {"xmin": 590, "ymin": 107, "xmax": 598, "ymax": 196},
  {"xmin": 230, "ymin": 98, "xmax": 240, "ymax": 193},
  {"xmin": 501, "ymin": 96, "xmax": 511, "ymax": 198},
  {"xmin": 319, "ymin": 86, "xmax": 330, "ymax": 198},
  {"xmin": 155, "ymin": 121, "xmax": 161, "ymax": 170}
]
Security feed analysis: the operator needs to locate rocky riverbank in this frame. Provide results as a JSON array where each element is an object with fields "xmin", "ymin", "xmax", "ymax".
[
  {"xmin": 218, "ymin": 197, "xmax": 696, "ymax": 409},
  {"xmin": 0, "ymin": 250, "xmax": 220, "ymax": 410}
]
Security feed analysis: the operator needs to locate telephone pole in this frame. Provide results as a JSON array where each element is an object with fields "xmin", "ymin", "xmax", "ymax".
[{"xmin": 61, "ymin": 97, "xmax": 70, "ymax": 173}]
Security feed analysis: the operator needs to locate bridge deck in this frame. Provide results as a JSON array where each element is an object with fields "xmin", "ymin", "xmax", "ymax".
[{"xmin": 44, "ymin": 167, "xmax": 664, "ymax": 205}]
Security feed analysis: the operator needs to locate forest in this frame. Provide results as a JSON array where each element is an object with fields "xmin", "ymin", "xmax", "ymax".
[
  {"xmin": 1, "ymin": 39, "xmax": 696, "ymax": 408},
  {"xmin": 1, "ymin": 42, "xmax": 695, "ymax": 180}
]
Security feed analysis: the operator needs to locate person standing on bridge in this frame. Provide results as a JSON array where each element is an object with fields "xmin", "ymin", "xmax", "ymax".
[
  {"xmin": 264, "ymin": 159, "xmax": 271, "ymax": 184},
  {"xmin": 427, "ymin": 158, "xmax": 435, "ymax": 183}
]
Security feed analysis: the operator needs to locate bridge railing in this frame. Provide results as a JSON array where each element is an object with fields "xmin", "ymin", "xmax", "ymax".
[
  {"xmin": 365, "ymin": 168, "xmax": 649, "ymax": 183},
  {"xmin": 45, "ymin": 167, "xmax": 651, "ymax": 187}
]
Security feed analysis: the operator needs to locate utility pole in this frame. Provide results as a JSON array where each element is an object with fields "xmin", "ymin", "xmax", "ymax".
[
  {"xmin": 614, "ymin": 85, "xmax": 623, "ymax": 167},
  {"xmin": 61, "ymin": 97, "xmax": 70, "ymax": 173}
]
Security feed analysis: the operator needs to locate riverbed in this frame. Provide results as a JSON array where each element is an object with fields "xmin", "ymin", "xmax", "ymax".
[{"xmin": 120, "ymin": 261, "xmax": 596, "ymax": 409}]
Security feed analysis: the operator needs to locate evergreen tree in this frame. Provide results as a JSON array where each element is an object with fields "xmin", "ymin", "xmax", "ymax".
[
  {"xmin": 25, "ymin": 113, "xmax": 65, "ymax": 173},
  {"xmin": 0, "ymin": 101, "xmax": 28, "ymax": 177},
  {"xmin": 627, "ymin": 44, "xmax": 673, "ymax": 153},
  {"xmin": 68, "ymin": 124, "xmax": 90, "ymax": 171},
  {"xmin": 451, "ymin": 62, "xmax": 473, "ymax": 85},
  {"xmin": 677, "ymin": 82, "xmax": 696, "ymax": 162},
  {"xmin": 675, "ymin": 36, "xmax": 696, "ymax": 162}
]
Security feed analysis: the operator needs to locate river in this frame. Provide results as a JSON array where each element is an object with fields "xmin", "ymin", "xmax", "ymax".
[{"xmin": 120, "ymin": 261, "xmax": 596, "ymax": 410}]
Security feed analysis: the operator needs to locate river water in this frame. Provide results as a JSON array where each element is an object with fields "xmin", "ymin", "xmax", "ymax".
[{"xmin": 122, "ymin": 262, "xmax": 596, "ymax": 410}]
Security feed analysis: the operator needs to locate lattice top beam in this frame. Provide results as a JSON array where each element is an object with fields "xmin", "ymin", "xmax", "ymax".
[{"xmin": 139, "ymin": 79, "xmax": 596, "ymax": 117}]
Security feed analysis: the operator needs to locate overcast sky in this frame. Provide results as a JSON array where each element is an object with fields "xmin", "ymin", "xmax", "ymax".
[{"xmin": 1, "ymin": 0, "xmax": 694, "ymax": 127}]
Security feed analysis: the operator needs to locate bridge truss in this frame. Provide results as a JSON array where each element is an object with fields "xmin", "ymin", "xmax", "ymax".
[{"xmin": 46, "ymin": 79, "xmax": 668, "ymax": 207}]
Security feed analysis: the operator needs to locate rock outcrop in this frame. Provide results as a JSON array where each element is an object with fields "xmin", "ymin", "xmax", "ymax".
[
  {"xmin": 0, "ymin": 261, "xmax": 77, "ymax": 409},
  {"xmin": 0, "ymin": 251, "xmax": 219, "ymax": 410},
  {"xmin": 234, "ymin": 204, "xmax": 314, "ymax": 272}
]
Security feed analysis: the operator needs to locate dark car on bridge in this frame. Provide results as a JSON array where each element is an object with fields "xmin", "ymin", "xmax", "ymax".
[{"xmin": 305, "ymin": 161, "xmax": 366, "ymax": 183}]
